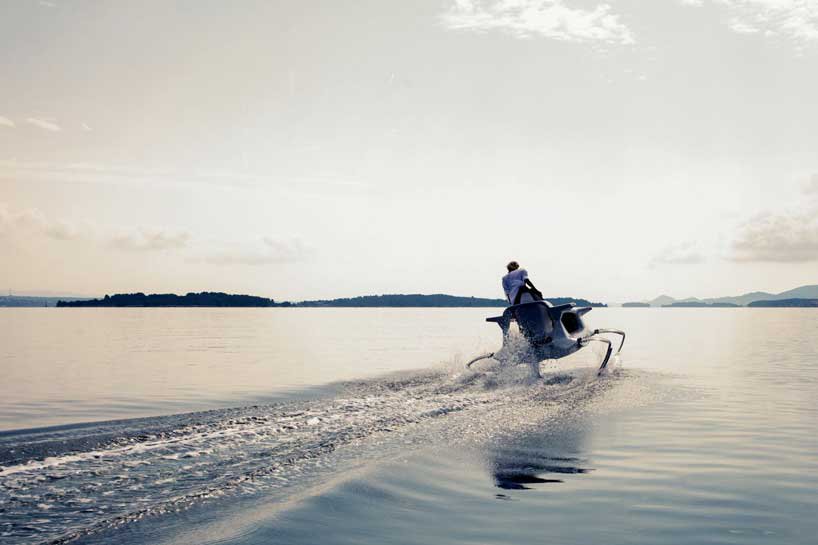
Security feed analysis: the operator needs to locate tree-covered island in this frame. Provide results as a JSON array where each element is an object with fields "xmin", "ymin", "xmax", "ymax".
[
  {"xmin": 57, "ymin": 292, "xmax": 277, "ymax": 307},
  {"xmin": 56, "ymin": 292, "xmax": 607, "ymax": 308}
]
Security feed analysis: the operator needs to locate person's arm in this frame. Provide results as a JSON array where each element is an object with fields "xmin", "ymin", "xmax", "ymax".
[{"xmin": 525, "ymin": 278, "xmax": 543, "ymax": 299}]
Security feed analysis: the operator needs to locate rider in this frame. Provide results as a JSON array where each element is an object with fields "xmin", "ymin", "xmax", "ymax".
[{"xmin": 502, "ymin": 261, "xmax": 543, "ymax": 305}]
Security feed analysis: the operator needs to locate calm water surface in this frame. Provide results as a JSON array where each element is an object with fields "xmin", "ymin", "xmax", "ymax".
[
  {"xmin": 1, "ymin": 308, "xmax": 817, "ymax": 545},
  {"xmin": 0, "ymin": 308, "xmax": 494, "ymax": 430}
]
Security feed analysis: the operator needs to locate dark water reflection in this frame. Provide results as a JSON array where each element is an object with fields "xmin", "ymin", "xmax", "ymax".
[{"xmin": 490, "ymin": 423, "xmax": 592, "ymax": 490}]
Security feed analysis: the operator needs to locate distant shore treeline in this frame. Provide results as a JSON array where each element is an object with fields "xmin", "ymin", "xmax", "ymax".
[
  {"xmin": 57, "ymin": 292, "xmax": 277, "ymax": 307},
  {"xmin": 661, "ymin": 302, "xmax": 740, "ymax": 308},
  {"xmin": 0, "ymin": 295, "xmax": 89, "ymax": 307},
  {"xmin": 295, "ymin": 294, "xmax": 605, "ymax": 308},
  {"xmin": 747, "ymin": 299, "xmax": 818, "ymax": 308},
  {"xmin": 11, "ymin": 290, "xmax": 817, "ymax": 309},
  {"xmin": 54, "ymin": 292, "xmax": 607, "ymax": 308},
  {"xmin": 621, "ymin": 299, "xmax": 818, "ymax": 308}
]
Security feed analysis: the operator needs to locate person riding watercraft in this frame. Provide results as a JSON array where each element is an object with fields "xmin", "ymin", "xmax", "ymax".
[
  {"xmin": 468, "ymin": 264, "xmax": 626, "ymax": 376},
  {"xmin": 502, "ymin": 261, "xmax": 543, "ymax": 305}
]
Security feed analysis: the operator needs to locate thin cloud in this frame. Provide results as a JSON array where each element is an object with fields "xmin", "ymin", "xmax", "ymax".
[
  {"xmin": 0, "ymin": 203, "xmax": 81, "ymax": 241},
  {"xmin": 26, "ymin": 117, "xmax": 62, "ymax": 132},
  {"xmin": 196, "ymin": 237, "xmax": 310, "ymax": 266},
  {"xmin": 650, "ymin": 241, "xmax": 706, "ymax": 266},
  {"xmin": 682, "ymin": 0, "xmax": 818, "ymax": 44},
  {"xmin": 0, "ymin": 116, "xmax": 15, "ymax": 128},
  {"xmin": 81, "ymin": 123, "xmax": 93, "ymax": 131},
  {"xmin": 440, "ymin": 0, "xmax": 635, "ymax": 44},
  {"xmin": 0, "ymin": 159, "xmax": 348, "ymax": 192},
  {"xmin": 731, "ymin": 211, "xmax": 818, "ymax": 262},
  {"xmin": 109, "ymin": 229, "xmax": 191, "ymax": 252},
  {"xmin": 1, "ymin": 202, "xmax": 193, "ymax": 254},
  {"xmin": 729, "ymin": 18, "xmax": 760, "ymax": 34}
]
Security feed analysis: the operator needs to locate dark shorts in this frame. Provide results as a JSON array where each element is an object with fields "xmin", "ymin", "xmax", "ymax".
[{"xmin": 514, "ymin": 286, "xmax": 542, "ymax": 305}]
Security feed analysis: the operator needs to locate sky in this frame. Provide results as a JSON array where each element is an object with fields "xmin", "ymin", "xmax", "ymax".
[{"xmin": 1, "ymin": 0, "xmax": 817, "ymax": 303}]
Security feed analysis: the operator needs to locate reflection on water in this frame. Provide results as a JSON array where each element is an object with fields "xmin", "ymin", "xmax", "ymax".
[
  {"xmin": 492, "ymin": 454, "xmax": 590, "ymax": 489},
  {"xmin": 489, "ymin": 420, "xmax": 592, "ymax": 490}
]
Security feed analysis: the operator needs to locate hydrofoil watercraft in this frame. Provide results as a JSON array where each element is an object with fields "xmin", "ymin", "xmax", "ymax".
[{"xmin": 467, "ymin": 300, "xmax": 625, "ymax": 377}]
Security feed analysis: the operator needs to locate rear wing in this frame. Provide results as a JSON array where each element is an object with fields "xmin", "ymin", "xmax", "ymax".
[{"xmin": 487, "ymin": 301, "xmax": 590, "ymax": 326}]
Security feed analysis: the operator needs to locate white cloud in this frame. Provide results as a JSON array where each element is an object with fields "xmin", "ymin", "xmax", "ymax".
[
  {"xmin": 109, "ymin": 229, "xmax": 191, "ymax": 252},
  {"xmin": 650, "ymin": 241, "xmax": 706, "ymax": 266},
  {"xmin": 81, "ymin": 123, "xmax": 93, "ymax": 131},
  {"xmin": 729, "ymin": 18, "xmax": 760, "ymax": 33},
  {"xmin": 731, "ymin": 211, "xmax": 818, "ymax": 262},
  {"xmin": 440, "ymin": 0, "xmax": 635, "ymax": 44},
  {"xmin": 683, "ymin": 0, "xmax": 818, "ymax": 44},
  {"xmin": 0, "ymin": 116, "xmax": 15, "ymax": 128},
  {"xmin": 730, "ymin": 178, "xmax": 818, "ymax": 262},
  {"xmin": 0, "ymin": 203, "xmax": 80, "ymax": 241},
  {"xmin": 196, "ymin": 237, "xmax": 310, "ymax": 266},
  {"xmin": 26, "ymin": 117, "xmax": 61, "ymax": 132},
  {"xmin": 2, "ymin": 202, "xmax": 194, "ymax": 254}
]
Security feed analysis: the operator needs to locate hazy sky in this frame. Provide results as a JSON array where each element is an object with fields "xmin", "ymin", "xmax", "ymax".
[{"xmin": 2, "ymin": 0, "xmax": 817, "ymax": 302}]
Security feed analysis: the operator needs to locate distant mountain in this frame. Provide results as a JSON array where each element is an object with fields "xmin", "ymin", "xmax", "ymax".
[
  {"xmin": 776, "ymin": 285, "xmax": 818, "ymax": 299},
  {"xmin": 704, "ymin": 285, "xmax": 818, "ymax": 306},
  {"xmin": 648, "ymin": 285, "xmax": 818, "ymax": 307},
  {"xmin": 703, "ymin": 291, "xmax": 775, "ymax": 306},
  {"xmin": 622, "ymin": 302, "xmax": 651, "ymax": 308},
  {"xmin": 648, "ymin": 295, "xmax": 677, "ymax": 307},
  {"xmin": 748, "ymin": 299, "xmax": 818, "ymax": 308}
]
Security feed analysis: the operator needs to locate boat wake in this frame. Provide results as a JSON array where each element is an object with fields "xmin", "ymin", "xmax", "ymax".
[{"xmin": 0, "ymin": 360, "xmax": 647, "ymax": 545}]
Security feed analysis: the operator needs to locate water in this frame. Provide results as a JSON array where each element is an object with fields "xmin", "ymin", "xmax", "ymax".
[
  {"xmin": 1, "ymin": 308, "xmax": 817, "ymax": 545},
  {"xmin": 0, "ymin": 308, "xmax": 494, "ymax": 430}
]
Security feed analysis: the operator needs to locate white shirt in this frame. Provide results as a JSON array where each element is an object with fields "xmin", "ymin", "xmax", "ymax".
[{"xmin": 502, "ymin": 268, "xmax": 528, "ymax": 304}]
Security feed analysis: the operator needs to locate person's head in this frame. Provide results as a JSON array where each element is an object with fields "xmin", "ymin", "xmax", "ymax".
[{"xmin": 506, "ymin": 261, "xmax": 519, "ymax": 272}]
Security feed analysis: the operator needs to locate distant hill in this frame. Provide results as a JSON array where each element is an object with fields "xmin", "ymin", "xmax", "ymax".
[
  {"xmin": 662, "ymin": 302, "xmax": 740, "ymax": 308},
  {"xmin": 704, "ymin": 291, "xmax": 776, "ymax": 306},
  {"xmin": 53, "ymin": 292, "xmax": 606, "ymax": 308},
  {"xmin": 0, "ymin": 295, "xmax": 92, "ymax": 307},
  {"xmin": 57, "ymin": 292, "xmax": 276, "ymax": 307},
  {"xmin": 294, "ymin": 294, "xmax": 606, "ymax": 308},
  {"xmin": 648, "ymin": 285, "xmax": 818, "ymax": 307},
  {"xmin": 776, "ymin": 286, "xmax": 818, "ymax": 299},
  {"xmin": 295, "ymin": 294, "xmax": 506, "ymax": 307},
  {"xmin": 748, "ymin": 299, "xmax": 818, "ymax": 308},
  {"xmin": 648, "ymin": 295, "xmax": 676, "ymax": 307},
  {"xmin": 622, "ymin": 302, "xmax": 651, "ymax": 308}
]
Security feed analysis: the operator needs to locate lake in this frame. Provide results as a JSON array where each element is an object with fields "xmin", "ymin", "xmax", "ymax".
[{"xmin": 1, "ymin": 308, "xmax": 817, "ymax": 545}]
